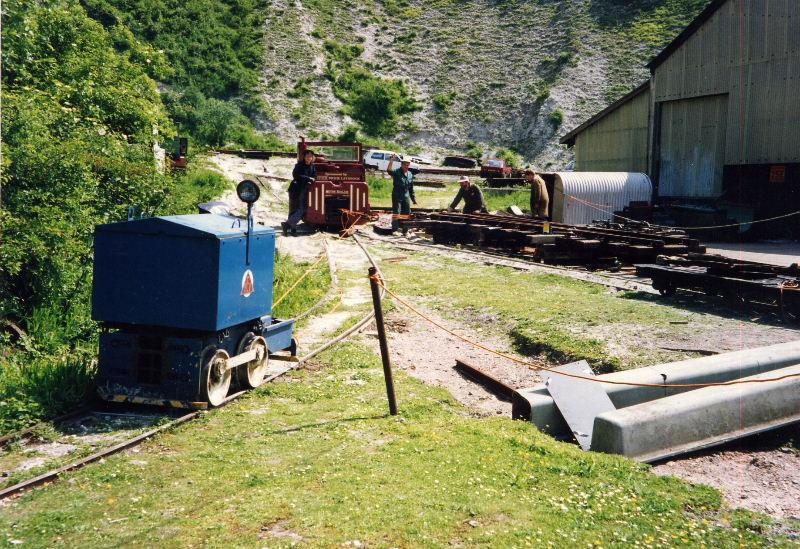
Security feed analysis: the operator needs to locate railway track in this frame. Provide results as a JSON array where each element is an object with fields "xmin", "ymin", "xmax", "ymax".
[
  {"xmin": 0, "ymin": 235, "xmax": 383, "ymax": 501},
  {"xmin": 360, "ymin": 227, "xmax": 658, "ymax": 294}
]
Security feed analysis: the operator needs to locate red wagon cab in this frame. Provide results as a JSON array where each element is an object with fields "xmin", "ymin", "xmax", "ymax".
[{"xmin": 298, "ymin": 138, "xmax": 370, "ymax": 228}]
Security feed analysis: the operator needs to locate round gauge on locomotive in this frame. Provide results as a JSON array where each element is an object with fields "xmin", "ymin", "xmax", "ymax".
[{"xmin": 236, "ymin": 179, "xmax": 260, "ymax": 204}]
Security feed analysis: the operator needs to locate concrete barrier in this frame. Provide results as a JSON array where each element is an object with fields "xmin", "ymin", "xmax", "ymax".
[
  {"xmin": 590, "ymin": 364, "xmax": 800, "ymax": 462},
  {"xmin": 512, "ymin": 340, "xmax": 800, "ymax": 437}
]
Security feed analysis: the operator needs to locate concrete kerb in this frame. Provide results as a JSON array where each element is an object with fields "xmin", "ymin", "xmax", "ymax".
[
  {"xmin": 590, "ymin": 364, "xmax": 800, "ymax": 462},
  {"xmin": 512, "ymin": 340, "xmax": 800, "ymax": 437}
]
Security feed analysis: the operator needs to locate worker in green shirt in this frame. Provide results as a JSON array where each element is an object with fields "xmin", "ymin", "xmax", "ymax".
[
  {"xmin": 448, "ymin": 176, "xmax": 487, "ymax": 214},
  {"xmin": 386, "ymin": 154, "xmax": 417, "ymax": 216}
]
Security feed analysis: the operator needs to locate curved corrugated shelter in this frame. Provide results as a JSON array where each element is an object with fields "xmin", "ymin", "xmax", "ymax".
[{"xmin": 551, "ymin": 172, "xmax": 652, "ymax": 225}]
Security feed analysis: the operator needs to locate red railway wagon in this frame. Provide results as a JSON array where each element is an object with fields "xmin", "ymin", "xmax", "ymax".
[{"xmin": 299, "ymin": 138, "xmax": 370, "ymax": 227}]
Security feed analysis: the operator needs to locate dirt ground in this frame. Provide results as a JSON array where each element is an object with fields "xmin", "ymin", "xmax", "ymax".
[
  {"xmin": 653, "ymin": 428, "xmax": 800, "ymax": 520},
  {"xmin": 359, "ymin": 308, "xmax": 543, "ymax": 417}
]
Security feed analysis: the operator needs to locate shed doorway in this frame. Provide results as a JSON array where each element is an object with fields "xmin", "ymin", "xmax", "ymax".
[{"xmin": 657, "ymin": 94, "xmax": 728, "ymax": 198}]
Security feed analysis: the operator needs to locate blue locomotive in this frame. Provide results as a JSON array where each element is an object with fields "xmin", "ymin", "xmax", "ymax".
[{"xmin": 92, "ymin": 185, "xmax": 296, "ymax": 408}]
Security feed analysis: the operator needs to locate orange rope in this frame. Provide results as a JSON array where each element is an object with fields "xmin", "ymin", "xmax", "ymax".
[
  {"xmin": 369, "ymin": 273, "xmax": 800, "ymax": 389},
  {"xmin": 337, "ymin": 208, "xmax": 415, "ymax": 239}
]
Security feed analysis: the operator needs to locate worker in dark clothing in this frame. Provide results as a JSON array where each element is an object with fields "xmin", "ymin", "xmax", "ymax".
[
  {"xmin": 448, "ymin": 176, "xmax": 487, "ymax": 214},
  {"xmin": 386, "ymin": 154, "xmax": 417, "ymax": 216},
  {"xmin": 526, "ymin": 168, "xmax": 549, "ymax": 219},
  {"xmin": 282, "ymin": 149, "xmax": 316, "ymax": 236}
]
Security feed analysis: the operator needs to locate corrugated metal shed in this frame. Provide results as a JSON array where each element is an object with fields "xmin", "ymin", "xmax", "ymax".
[
  {"xmin": 652, "ymin": 0, "xmax": 800, "ymax": 167},
  {"xmin": 551, "ymin": 172, "xmax": 653, "ymax": 225},
  {"xmin": 572, "ymin": 87, "xmax": 650, "ymax": 173},
  {"xmin": 561, "ymin": 0, "xmax": 800, "ymax": 203}
]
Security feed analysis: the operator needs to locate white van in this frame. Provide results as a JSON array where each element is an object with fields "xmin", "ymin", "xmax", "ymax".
[{"xmin": 363, "ymin": 149, "xmax": 420, "ymax": 172}]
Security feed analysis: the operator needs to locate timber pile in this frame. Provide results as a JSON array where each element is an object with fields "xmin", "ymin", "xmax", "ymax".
[{"xmin": 399, "ymin": 211, "xmax": 705, "ymax": 268}]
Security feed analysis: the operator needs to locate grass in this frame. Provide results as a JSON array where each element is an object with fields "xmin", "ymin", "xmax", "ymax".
[
  {"xmin": 0, "ymin": 351, "xmax": 96, "ymax": 434},
  {"xmin": 0, "ymin": 341, "xmax": 789, "ymax": 547},
  {"xmin": 367, "ymin": 174, "xmax": 460, "ymax": 209},
  {"xmin": 379, "ymin": 255, "xmax": 687, "ymax": 371},
  {"xmin": 273, "ymin": 251, "xmax": 332, "ymax": 320},
  {"xmin": 484, "ymin": 189, "xmax": 531, "ymax": 212},
  {"xmin": 366, "ymin": 173, "xmax": 393, "ymax": 202}
]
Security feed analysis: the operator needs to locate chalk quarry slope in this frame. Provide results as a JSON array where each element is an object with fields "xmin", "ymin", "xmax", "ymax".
[{"xmin": 260, "ymin": 0, "xmax": 707, "ymax": 168}]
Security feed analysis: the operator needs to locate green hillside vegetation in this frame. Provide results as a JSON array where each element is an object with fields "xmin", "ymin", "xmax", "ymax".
[
  {"xmin": 79, "ymin": 0, "xmax": 287, "ymax": 148},
  {"xmin": 0, "ymin": 0, "xmax": 270, "ymax": 431}
]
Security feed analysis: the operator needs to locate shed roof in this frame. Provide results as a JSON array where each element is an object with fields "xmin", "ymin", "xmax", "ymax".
[
  {"xmin": 646, "ymin": 0, "xmax": 729, "ymax": 70},
  {"xmin": 559, "ymin": 81, "xmax": 650, "ymax": 146}
]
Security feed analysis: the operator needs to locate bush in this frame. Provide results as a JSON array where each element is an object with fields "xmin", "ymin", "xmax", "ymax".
[
  {"xmin": 81, "ymin": 0, "xmax": 264, "ymax": 101},
  {"xmin": 332, "ymin": 68, "xmax": 420, "ymax": 136},
  {"xmin": 432, "ymin": 91, "xmax": 457, "ymax": 112},
  {"xmin": 160, "ymin": 167, "xmax": 231, "ymax": 215},
  {"xmin": 0, "ymin": 350, "xmax": 96, "ymax": 434},
  {"xmin": 323, "ymin": 40, "xmax": 364, "ymax": 64},
  {"xmin": 162, "ymin": 88, "xmax": 289, "ymax": 149},
  {"xmin": 1, "ymin": 0, "xmax": 173, "ymax": 323},
  {"xmin": 193, "ymin": 98, "xmax": 248, "ymax": 147},
  {"xmin": 81, "ymin": 0, "xmax": 274, "ymax": 148},
  {"xmin": 548, "ymin": 108, "xmax": 565, "ymax": 129},
  {"xmin": 465, "ymin": 140, "xmax": 484, "ymax": 160},
  {"xmin": 323, "ymin": 39, "xmax": 419, "ymax": 137},
  {"xmin": 495, "ymin": 147, "xmax": 523, "ymax": 168}
]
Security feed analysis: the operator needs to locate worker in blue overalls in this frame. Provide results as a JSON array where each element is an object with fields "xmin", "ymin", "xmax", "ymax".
[
  {"xmin": 282, "ymin": 149, "xmax": 316, "ymax": 236},
  {"xmin": 386, "ymin": 154, "xmax": 417, "ymax": 222}
]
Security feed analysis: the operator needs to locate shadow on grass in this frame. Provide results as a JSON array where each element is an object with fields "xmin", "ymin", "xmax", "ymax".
[
  {"xmin": 622, "ymin": 289, "xmax": 797, "ymax": 329},
  {"xmin": 266, "ymin": 414, "xmax": 387, "ymax": 435}
]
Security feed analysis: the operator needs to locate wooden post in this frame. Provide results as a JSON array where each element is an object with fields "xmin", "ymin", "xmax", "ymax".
[{"xmin": 368, "ymin": 267, "xmax": 398, "ymax": 415}]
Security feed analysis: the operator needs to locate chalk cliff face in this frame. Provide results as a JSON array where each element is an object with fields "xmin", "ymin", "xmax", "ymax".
[{"xmin": 259, "ymin": 0, "xmax": 708, "ymax": 167}]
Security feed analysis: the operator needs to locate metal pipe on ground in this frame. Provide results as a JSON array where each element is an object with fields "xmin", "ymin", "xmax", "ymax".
[
  {"xmin": 512, "ymin": 340, "xmax": 800, "ymax": 437},
  {"xmin": 591, "ymin": 364, "xmax": 800, "ymax": 462}
]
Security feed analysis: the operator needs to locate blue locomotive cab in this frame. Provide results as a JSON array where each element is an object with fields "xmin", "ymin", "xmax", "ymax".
[{"xmin": 92, "ymin": 213, "xmax": 296, "ymax": 408}]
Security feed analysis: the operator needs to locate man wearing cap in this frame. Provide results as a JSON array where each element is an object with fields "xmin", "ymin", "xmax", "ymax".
[
  {"xmin": 282, "ymin": 149, "xmax": 316, "ymax": 236},
  {"xmin": 448, "ymin": 176, "xmax": 487, "ymax": 214},
  {"xmin": 386, "ymin": 154, "xmax": 417, "ymax": 216},
  {"xmin": 526, "ymin": 168, "xmax": 549, "ymax": 219}
]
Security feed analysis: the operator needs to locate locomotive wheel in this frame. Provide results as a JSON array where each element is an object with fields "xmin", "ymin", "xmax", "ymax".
[
  {"xmin": 236, "ymin": 333, "xmax": 269, "ymax": 389},
  {"xmin": 201, "ymin": 348, "xmax": 232, "ymax": 406}
]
